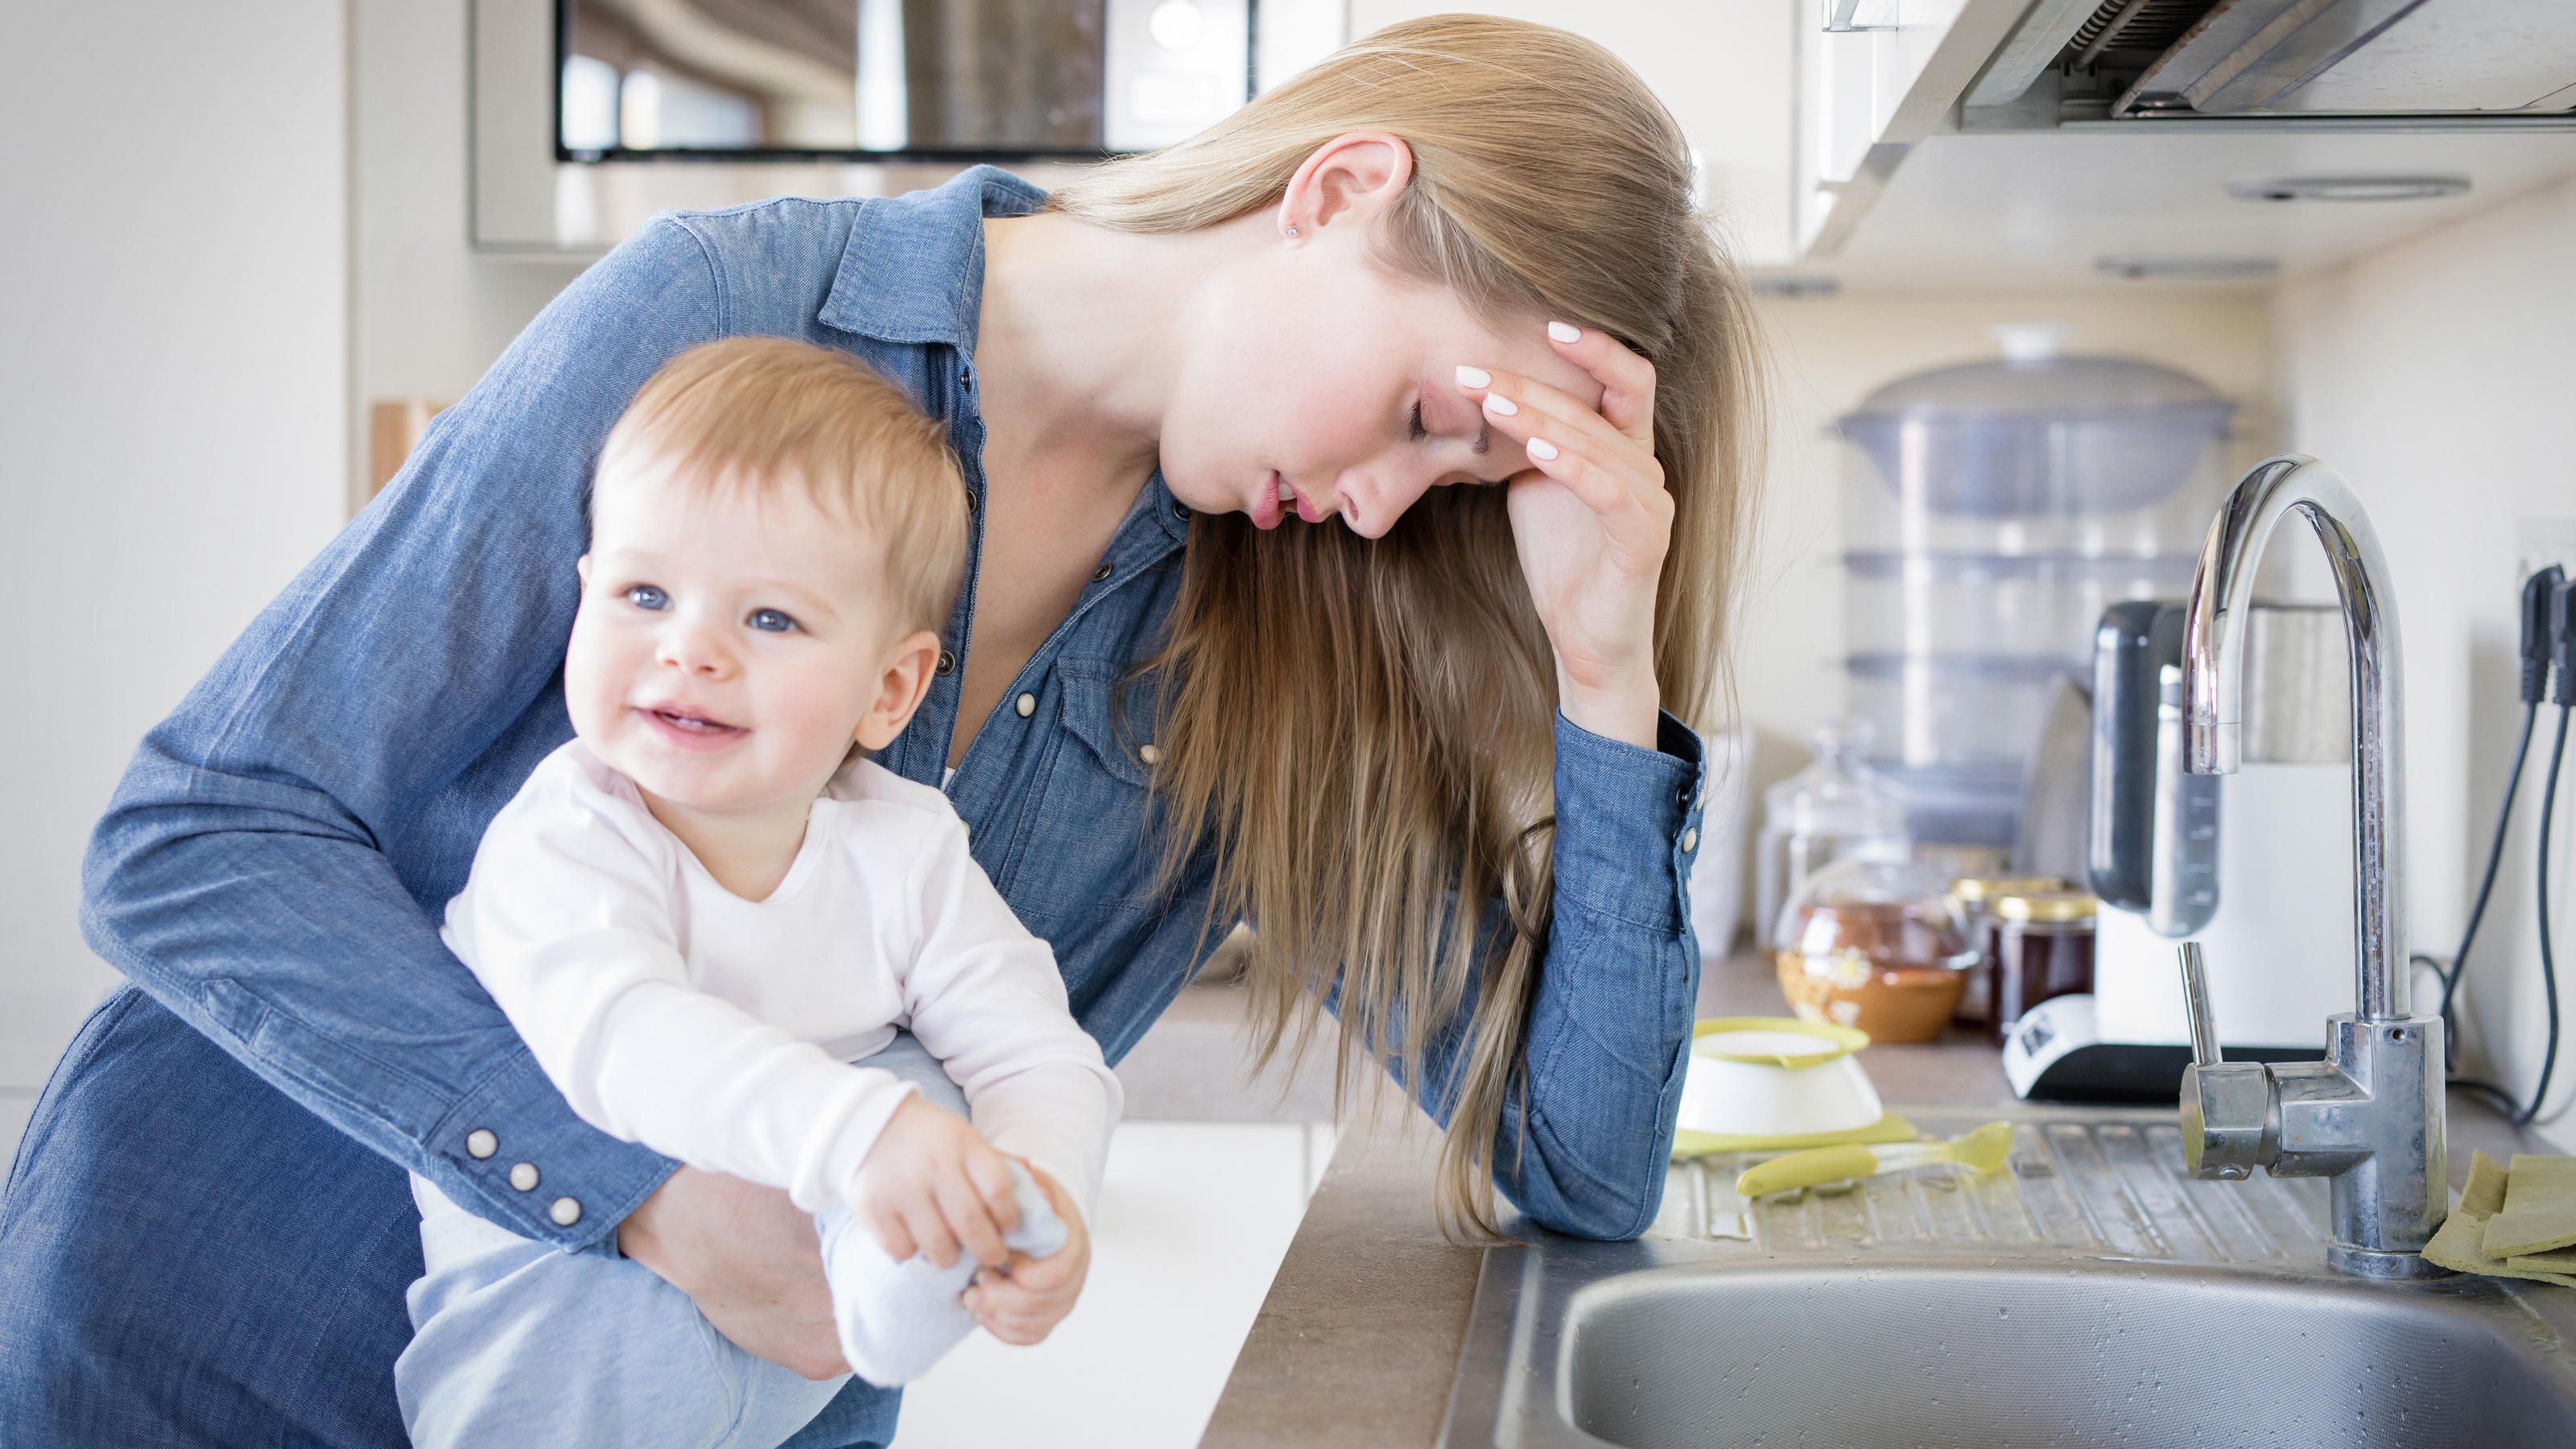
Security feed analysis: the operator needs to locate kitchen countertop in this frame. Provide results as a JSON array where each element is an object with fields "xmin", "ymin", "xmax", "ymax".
[
  {"xmin": 1197, "ymin": 947, "xmax": 2544, "ymax": 1448},
  {"xmin": 1115, "ymin": 931, "xmax": 1337, "ymax": 1123}
]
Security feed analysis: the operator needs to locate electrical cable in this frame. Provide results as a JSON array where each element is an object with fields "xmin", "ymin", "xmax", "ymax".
[
  {"xmin": 2520, "ymin": 701, "xmax": 2570, "ymax": 1126},
  {"xmin": 2437, "ymin": 566, "xmax": 2560, "ymax": 1108},
  {"xmin": 2437, "ymin": 702, "xmax": 2538, "ymax": 1064},
  {"xmin": 2520, "ymin": 574, "xmax": 2576, "ymax": 1125}
]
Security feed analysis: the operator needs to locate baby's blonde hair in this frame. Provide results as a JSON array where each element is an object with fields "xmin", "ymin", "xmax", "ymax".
[{"xmin": 597, "ymin": 336, "xmax": 969, "ymax": 634}]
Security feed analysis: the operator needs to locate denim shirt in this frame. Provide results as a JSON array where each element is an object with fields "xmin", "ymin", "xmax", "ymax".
[{"xmin": 80, "ymin": 167, "xmax": 1709, "ymax": 1249}]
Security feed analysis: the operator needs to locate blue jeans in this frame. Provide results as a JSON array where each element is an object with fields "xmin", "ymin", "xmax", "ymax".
[{"xmin": 0, "ymin": 989, "xmax": 897, "ymax": 1449}]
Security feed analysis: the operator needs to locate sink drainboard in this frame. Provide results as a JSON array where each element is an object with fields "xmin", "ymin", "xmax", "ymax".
[
  {"xmin": 1439, "ymin": 1107, "xmax": 2576, "ymax": 1449},
  {"xmin": 1650, "ymin": 1106, "xmax": 2335, "ymax": 1266}
]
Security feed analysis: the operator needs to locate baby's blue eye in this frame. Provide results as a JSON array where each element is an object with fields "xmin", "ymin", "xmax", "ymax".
[
  {"xmin": 624, "ymin": 584, "xmax": 668, "ymax": 610},
  {"xmin": 749, "ymin": 608, "xmax": 797, "ymax": 634}
]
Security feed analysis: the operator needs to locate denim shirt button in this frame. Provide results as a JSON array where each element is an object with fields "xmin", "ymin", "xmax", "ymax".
[
  {"xmin": 550, "ymin": 1196, "xmax": 584, "ymax": 1228},
  {"xmin": 965, "ymin": 489, "xmax": 979, "ymax": 514},
  {"xmin": 1015, "ymin": 692, "xmax": 1036, "ymax": 718},
  {"xmin": 464, "ymin": 1129, "xmax": 497, "ymax": 1160},
  {"xmin": 935, "ymin": 650, "xmax": 956, "ymax": 676},
  {"xmin": 1137, "ymin": 743, "xmax": 1162, "ymax": 766},
  {"xmin": 1680, "ymin": 827, "xmax": 1699, "ymax": 853},
  {"xmin": 1091, "ymin": 561, "xmax": 1112, "ymax": 583},
  {"xmin": 509, "ymin": 1162, "xmax": 540, "ymax": 1191},
  {"xmin": 1171, "ymin": 501, "xmax": 1190, "ymax": 521}
]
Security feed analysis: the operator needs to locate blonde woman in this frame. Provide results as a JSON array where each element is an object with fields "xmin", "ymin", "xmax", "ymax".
[{"xmin": 2, "ymin": 15, "xmax": 1765, "ymax": 1448}]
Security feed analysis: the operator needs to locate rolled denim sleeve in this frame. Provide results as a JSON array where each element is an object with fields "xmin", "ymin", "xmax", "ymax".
[
  {"xmin": 1411, "ymin": 710, "xmax": 1706, "ymax": 1241},
  {"xmin": 79, "ymin": 217, "xmax": 733, "ymax": 1250}
]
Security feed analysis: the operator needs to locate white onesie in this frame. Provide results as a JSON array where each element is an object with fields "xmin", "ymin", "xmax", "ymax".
[{"xmin": 422, "ymin": 739, "xmax": 1119, "ymax": 1389}]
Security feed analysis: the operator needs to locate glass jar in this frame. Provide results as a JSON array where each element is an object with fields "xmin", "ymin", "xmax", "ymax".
[
  {"xmin": 1753, "ymin": 717, "xmax": 1908, "ymax": 940},
  {"xmin": 1772, "ymin": 852, "xmax": 1975, "ymax": 1043},
  {"xmin": 1946, "ymin": 875, "xmax": 2065, "ymax": 1025},
  {"xmin": 1987, "ymin": 890, "xmax": 2099, "ymax": 1042}
]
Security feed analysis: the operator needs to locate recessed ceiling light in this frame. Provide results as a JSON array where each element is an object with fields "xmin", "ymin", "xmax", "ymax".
[
  {"xmin": 2095, "ymin": 254, "xmax": 2281, "ymax": 280},
  {"xmin": 2226, "ymin": 176, "xmax": 2471, "ymax": 204}
]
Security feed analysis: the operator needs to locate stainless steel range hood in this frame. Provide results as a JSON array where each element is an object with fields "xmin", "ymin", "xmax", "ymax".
[{"xmin": 1968, "ymin": 0, "xmax": 2576, "ymax": 124}]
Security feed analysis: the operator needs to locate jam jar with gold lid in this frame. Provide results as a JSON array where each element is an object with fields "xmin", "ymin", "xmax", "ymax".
[{"xmin": 1986, "ymin": 889, "xmax": 2098, "ymax": 1042}]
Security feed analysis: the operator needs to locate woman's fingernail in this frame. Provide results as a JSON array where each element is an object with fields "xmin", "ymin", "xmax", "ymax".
[
  {"xmin": 1483, "ymin": 394, "xmax": 1518, "ymax": 417},
  {"xmin": 1548, "ymin": 321, "xmax": 1580, "ymax": 344},
  {"xmin": 1527, "ymin": 437, "xmax": 1560, "ymax": 460},
  {"xmin": 1455, "ymin": 365, "xmax": 1492, "ymax": 389}
]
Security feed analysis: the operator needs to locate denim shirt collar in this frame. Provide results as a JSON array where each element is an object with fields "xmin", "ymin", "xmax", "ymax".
[
  {"xmin": 816, "ymin": 166, "xmax": 1049, "ymax": 353},
  {"xmin": 815, "ymin": 165, "xmax": 1191, "ymax": 549}
]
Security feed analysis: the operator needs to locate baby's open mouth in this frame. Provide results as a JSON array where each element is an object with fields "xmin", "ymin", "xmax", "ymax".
[{"xmin": 640, "ymin": 705, "xmax": 745, "ymax": 740}]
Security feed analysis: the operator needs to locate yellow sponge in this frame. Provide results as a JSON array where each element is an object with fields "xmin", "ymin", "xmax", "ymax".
[
  {"xmin": 2425, "ymin": 1152, "xmax": 2576, "ymax": 1285},
  {"xmin": 2483, "ymin": 1155, "xmax": 2576, "ymax": 1260}
]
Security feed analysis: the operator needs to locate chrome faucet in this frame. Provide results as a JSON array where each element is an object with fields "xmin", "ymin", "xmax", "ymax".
[{"xmin": 2172, "ymin": 455, "xmax": 2449, "ymax": 1279}]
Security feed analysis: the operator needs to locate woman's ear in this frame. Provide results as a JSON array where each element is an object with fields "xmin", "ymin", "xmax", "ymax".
[
  {"xmin": 852, "ymin": 629, "xmax": 943, "ymax": 752},
  {"xmin": 1277, "ymin": 130, "xmax": 1415, "ymax": 244}
]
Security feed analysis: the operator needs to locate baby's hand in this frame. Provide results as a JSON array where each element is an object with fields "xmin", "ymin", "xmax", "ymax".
[
  {"xmin": 848, "ymin": 1094, "xmax": 1022, "ymax": 1269},
  {"xmin": 963, "ymin": 1163, "xmax": 1089, "ymax": 1347}
]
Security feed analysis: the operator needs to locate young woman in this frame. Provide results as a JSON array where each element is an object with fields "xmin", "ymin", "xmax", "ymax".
[{"xmin": 0, "ymin": 15, "xmax": 1764, "ymax": 1447}]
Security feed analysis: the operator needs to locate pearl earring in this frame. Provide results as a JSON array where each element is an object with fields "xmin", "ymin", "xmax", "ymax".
[{"xmin": 1286, "ymin": 225, "xmax": 1298, "ymax": 237}]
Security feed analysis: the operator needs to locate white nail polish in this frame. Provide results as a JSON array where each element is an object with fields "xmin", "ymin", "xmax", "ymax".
[
  {"xmin": 1484, "ymin": 394, "xmax": 1518, "ymax": 416},
  {"xmin": 1455, "ymin": 365, "xmax": 1492, "ymax": 389},
  {"xmin": 1527, "ymin": 437, "xmax": 1559, "ymax": 460},
  {"xmin": 1548, "ymin": 321, "xmax": 1580, "ymax": 344}
]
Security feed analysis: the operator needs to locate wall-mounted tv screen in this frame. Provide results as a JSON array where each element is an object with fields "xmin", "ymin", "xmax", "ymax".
[{"xmin": 558, "ymin": 0, "xmax": 1285, "ymax": 160}]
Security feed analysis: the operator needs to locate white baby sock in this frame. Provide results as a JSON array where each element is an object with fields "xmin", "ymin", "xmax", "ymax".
[{"xmin": 816, "ymin": 1160, "xmax": 1067, "ymax": 1387}]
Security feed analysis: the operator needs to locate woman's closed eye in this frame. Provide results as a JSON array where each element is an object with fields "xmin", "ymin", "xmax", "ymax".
[
  {"xmin": 622, "ymin": 584, "xmax": 669, "ymax": 611},
  {"xmin": 747, "ymin": 607, "xmax": 799, "ymax": 634}
]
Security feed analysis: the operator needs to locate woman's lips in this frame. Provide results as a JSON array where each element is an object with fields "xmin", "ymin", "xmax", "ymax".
[
  {"xmin": 637, "ymin": 705, "xmax": 746, "ymax": 750},
  {"xmin": 1252, "ymin": 472, "xmax": 1286, "ymax": 530}
]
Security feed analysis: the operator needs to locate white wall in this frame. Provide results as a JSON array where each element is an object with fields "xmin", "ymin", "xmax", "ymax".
[
  {"xmin": 2271, "ymin": 175, "xmax": 2576, "ymax": 1142},
  {"xmin": 0, "ymin": 2, "xmax": 352, "ymax": 1144},
  {"xmin": 354, "ymin": 0, "xmax": 592, "ymax": 447}
]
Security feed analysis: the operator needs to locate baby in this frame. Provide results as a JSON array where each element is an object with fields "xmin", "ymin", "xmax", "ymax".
[{"xmin": 394, "ymin": 337, "xmax": 1120, "ymax": 1448}]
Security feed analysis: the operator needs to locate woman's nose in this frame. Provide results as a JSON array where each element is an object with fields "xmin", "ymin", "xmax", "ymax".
[{"xmin": 1336, "ymin": 464, "xmax": 1435, "ymax": 539}]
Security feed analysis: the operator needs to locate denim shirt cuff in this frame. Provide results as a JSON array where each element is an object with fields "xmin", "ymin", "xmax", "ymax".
[
  {"xmin": 425, "ymin": 1048, "xmax": 679, "ymax": 1255},
  {"xmin": 1550, "ymin": 709, "xmax": 1706, "ymax": 934}
]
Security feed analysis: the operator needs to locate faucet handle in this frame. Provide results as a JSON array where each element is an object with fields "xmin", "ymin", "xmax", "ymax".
[{"xmin": 2177, "ymin": 943, "xmax": 2274, "ymax": 1180}]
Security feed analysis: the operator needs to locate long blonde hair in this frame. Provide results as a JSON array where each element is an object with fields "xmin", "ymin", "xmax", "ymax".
[{"xmin": 1050, "ymin": 14, "xmax": 1767, "ymax": 1236}]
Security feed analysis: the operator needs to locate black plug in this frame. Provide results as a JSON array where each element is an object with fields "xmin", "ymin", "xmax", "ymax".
[
  {"xmin": 2526, "ymin": 565, "xmax": 2566, "ymax": 704},
  {"xmin": 2554, "ymin": 571, "xmax": 2576, "ymax": 708}
]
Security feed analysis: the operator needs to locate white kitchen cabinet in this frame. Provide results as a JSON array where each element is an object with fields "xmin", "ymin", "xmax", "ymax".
[
  {"xmin": 1794, "ymin": 0, "xmax": 1967, "ymax": 251},
  {"xmin": 890, "ymin": 1120, "xmax": 1335, "ymax": 1447}
]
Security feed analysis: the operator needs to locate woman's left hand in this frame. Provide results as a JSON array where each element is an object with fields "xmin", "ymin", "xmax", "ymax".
[
  {"xmin": 960, "ymin": 1162, "xmax": 1090, "ymax": 1346},
  {"xmin": 1455, "ymin": 324, "xmax": 1669, "ymax": 749}
]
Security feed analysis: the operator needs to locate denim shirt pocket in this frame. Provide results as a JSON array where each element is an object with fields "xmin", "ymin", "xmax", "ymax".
[
  {"xmin": 1007, "ymin": 658, "xmax": 1162, "ymax": 933},
  {"xmin": 1053, "ymin": 658, "xmax": 1159, "ymax": 790}
]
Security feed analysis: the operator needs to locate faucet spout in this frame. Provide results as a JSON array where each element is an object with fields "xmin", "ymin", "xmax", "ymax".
[
  {"xmin": 2179, "ymin": 456, "xmax": 2407, "ymax": 1021},
  {"xmin": 2172, "ymin": 456, "xmax": 2447, "ymax": 1279}
]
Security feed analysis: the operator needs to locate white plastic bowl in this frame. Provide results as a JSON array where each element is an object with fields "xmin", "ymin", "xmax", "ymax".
[{"xmin": 1677, "ymin": 1017, "xmax": 1885, "ymax": 1141}]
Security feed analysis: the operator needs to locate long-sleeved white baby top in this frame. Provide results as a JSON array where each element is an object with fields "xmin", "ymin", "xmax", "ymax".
[{"xmin": 440, "ymin": 740, "xmax": 1121, "ymax": 1216}]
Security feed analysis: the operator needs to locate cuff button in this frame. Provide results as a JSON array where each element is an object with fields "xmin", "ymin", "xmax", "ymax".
[
  {"xmin": 550, "ymin": 1196, "xmax": 584, "ymax": 1228},
  {"xmin": 465, "ymin": 1129, "xmax": 497, "ymax": 1160},
  {"xmin": 510, "ymin": 1162, "xmax": 541, "ymax": 1192}
]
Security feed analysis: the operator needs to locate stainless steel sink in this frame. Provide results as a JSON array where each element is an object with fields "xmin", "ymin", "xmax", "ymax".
[{"xmin": 1438, "ymin": 1106, "xmax": 2576, "ymax": 1448}]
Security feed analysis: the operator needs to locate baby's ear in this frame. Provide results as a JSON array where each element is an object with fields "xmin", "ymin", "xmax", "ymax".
[
  {"xmin": 575, "ymin": 553, "xmax": 592, "ymax": 588},
  {"xmin": 852, "ymin": 629, "xmax": 943, "ymax": 752}
]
